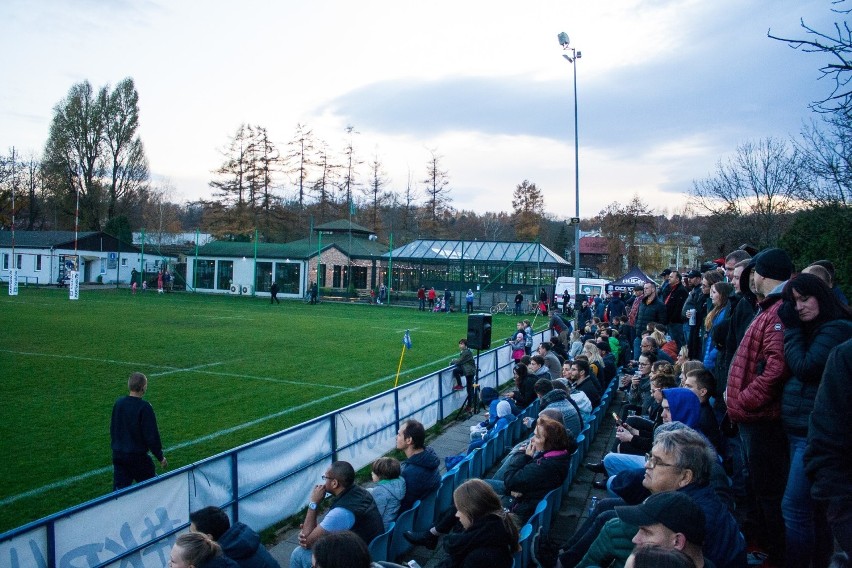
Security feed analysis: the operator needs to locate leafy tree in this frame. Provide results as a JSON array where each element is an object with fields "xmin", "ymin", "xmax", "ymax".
[
  {"xmin": 103, "ymin": 215, "xmax": 132, "ymax": 244},
  {"xmin": 511, "ymin": 180, "xmax": 544, "ymax": 240},
  {"xmin": 780, "ymin": 204, "xmax": 851, "ymax": 297},
  {"xmin": 690, "ymin": 138, "xmax": 803, "ymax": 248},
  {"xmin": 42, "ymin": 79, "xmax": 148, "ymax": 231},
  {"xmin": 42, "ymin": 80, "xmax": 108, "ymax": 230},
  {"xmin": 596, "ymin": 195, "xmax": 656, "ymax": 272},
  {"xmin": 103, "ymin": 78, "xmax": 149, "ymax": 221}
]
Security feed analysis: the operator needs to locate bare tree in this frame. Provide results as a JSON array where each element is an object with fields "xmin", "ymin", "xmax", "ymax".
[
  {"xmin": 284, "ymin": 123, "xmax": 315, "ymax": 209},
  {"xmin": 421, "ymin": 149, "xmax": 452, "ymax": 229},
  {"xmin": 363, "ymin": 152, "xmax": 390, "ymax": 232},
  {"xmin": 310, "ymin": 142, "xmax": 338, "ymax": 223},
  {"xmin": 339, "ymin": 125, "xmax": 362, "ymax": 216},
  {"xmin": 691, "ymin": 138, "xmax": 804, "ymax": 247},
  {"xmin": 795, "ymin": 114, "xmax": 852, "ymax": 206},
  {"xmin": 769, "ymin": 2, "xmax": 852, "ymax": 114}
]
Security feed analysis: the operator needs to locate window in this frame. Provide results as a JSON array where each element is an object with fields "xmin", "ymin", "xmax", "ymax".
[
  {"xmin": 275, "ymin": 262, "xmax": 301, "ymax": 294},
  {"xmin": 2, "ymin": 253, "xmax": 8, "ymax": 270},
  {"xmin": 16, "ymin": 255, "xmax": 22, "ymax": 270},
  {"xmin": 316, "ymin": 263, "xmax": 326, "ymax": 287},
  {"xmin": 216, "ymin": 261, "xmax": 233, "ymax": 290},
  {"xmin": 122, "ymin": 258, "xmax": 128, "ymax": 266},
  {"xmin": 194, "ymin": 259, "xmax": 215, "ymax": 289},
  {"xmin": 351, "ymin": 265, "xmax": 367, "ymax": 289},
  {"xmin": 35, "ymin": 255, "xmax": 42, "ymax": 271},
  {"xmin": 256, "ymin": 262, "xmax": 272, "ymax": 293}
]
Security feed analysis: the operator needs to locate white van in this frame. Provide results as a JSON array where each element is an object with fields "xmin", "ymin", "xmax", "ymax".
[{"xmin": 554, "ymin": 276, "xmax": 610, "ymax": 301}]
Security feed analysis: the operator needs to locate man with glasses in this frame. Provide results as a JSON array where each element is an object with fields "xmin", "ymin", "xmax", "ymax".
[
  {"xmin": 290, "ymin": 461, "xmax": 384, "ymax": 568},
  {"xmin": 559, "ymin": 428, "xmax": 745, "ymax": 568}
]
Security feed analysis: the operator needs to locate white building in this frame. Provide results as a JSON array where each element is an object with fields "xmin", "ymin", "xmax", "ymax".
[{"xmin": 0, "ymin": 231, "xmax": 142, "ymax": 285}]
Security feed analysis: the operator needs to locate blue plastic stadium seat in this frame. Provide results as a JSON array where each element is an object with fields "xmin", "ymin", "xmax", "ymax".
[
  {"xmin": 516, "ymin": 523, "xmax": 534, "ymax": 568},
  {"xmin": 389, "ymin": 500, "xmax": 418, "ymax": 560},
  {"xmin": 368, "ymin": 521, "xmax": 395, "ymax": 562},
  {"xmin": 413, "ymin": 489, "xmax": 437, "ymax": 531},
  {"xmin": 435, "ymin": 471, "xmax": 456, "ymax": 518}
]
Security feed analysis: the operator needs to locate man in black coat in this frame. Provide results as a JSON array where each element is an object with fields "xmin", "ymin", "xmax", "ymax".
[{"xmin": 663, "ymin": 271, "xmax": 689, "ymax": 349}]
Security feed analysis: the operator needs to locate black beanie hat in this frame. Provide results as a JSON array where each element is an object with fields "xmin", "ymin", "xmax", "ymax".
[{"xmin": 753, "ymin": 248, "xmax": 794, "ymax": 281}]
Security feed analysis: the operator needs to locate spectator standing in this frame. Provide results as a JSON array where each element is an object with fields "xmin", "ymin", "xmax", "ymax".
[
  {"xmin": 451, "ymin": 338, "xmax": 477, "ymax": 399},
  {"xmin": 805, "ymin": 338, "xmax": 852, "ymax": 556},
  {"xmin": 514, "ymin": 290, "xmax": 524, "ymax": 315},
  {"xmin": 157, "ymin": 270, "xmax": 164, "ymax": 294},
  {"xmin": 726, "ymin": 247, "xmax": 794, "ymax": 567},
  {"xmin": 427, "ymin": 287, "xmax": 436, "ymax": 310},
  {"xmin": 465, "ymin": 289, "xmax": 474, "ymax": 313},
  {"xmin": 417, "ymin": 286, "xmax": 426, "ymax": 311},
  {"xmin": 779, "ymin": 274, "xmax": 852, "ymax": 566},
  {"xmin": 270, "ymin": 281, "xmax": 280, "ymax": 305},
  {"xmin": 110, "ymin": 372, "xmax": 167, "ymax": 490},
  {"xmin": 443, "ymin": 288, "xmax": 452, "ymax": 312},
  {"xmin": 633, "ymin": 282, "xmax": 667, "ymax": 360},
  {"xmin": 702, "ymin": 282, "xmax": 733, "ymax": 375},
  {"xmin": 663, "ymin": 271, "xmax": 689, "ymax": 349}
]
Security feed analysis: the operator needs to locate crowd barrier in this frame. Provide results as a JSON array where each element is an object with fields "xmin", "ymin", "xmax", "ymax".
[{"xmin": 0, "ymin": 331, "xmax": 547, "ymax": 568}]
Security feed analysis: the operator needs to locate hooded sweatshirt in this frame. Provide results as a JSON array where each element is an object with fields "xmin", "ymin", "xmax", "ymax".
[
  {"xmin": 400, "ymin": 446, "xmax": 441, "ymax": 510},
  {"xmin": 217, "ymin": 522, "xmax": 280, "ymax": 568},
  {"xmin": 369, "ymin": 477, "xmax": 407, "ymax": 530},
  {"xmin": 661, "ymin": 387, "xmax": 700, "ymax": 429}
]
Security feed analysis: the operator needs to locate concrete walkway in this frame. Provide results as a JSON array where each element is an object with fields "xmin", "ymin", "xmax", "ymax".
[{"xmin": 267, "ymin": 398, "xmax": 620, "ymax": 567}]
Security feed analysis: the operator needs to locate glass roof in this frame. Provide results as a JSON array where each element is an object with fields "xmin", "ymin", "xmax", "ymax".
[{"xmin": 388, "ymin": 240, "xmax": 570, "ymax": 265}]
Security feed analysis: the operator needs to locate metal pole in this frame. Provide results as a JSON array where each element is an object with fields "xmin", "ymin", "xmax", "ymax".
[{"xmin": 571, "ymin": 47, "xmax": 581, "ymax": 330}]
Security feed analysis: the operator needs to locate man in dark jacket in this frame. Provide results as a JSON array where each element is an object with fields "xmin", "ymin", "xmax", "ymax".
[
  {"xmin": 110, "ymin": 372, "xmax": 168, "ymax": 490},
  {"xmin": 291, "ymin": 461, "xmax": 384, "ymax": 568},
  {"xmin": 633, "ymin": 282, "xmax": 667, "ymax": 359},
  {"xmin": 805, "ymin": 339, "xmax": 852, "ymax": 555},
  {"xmin": 606, "ymin": 291, "xmax": 626, "ymax": 322},
  {"xmin": 663, "ymin": 271, "xmax": 689, "ymax": 349},
  {"xmin": 397, "ymin": 419, "xmax": 441, "ymax": 510},
  {"xmin": 190, "ymin": 506, "xmax": 280, "ymax": 568},
  {"xmin": 727, "ymin": 248, "xmax": 794, "ymax": 567}
]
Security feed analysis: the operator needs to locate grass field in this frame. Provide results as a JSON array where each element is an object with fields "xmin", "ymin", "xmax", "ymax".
[{"xmin": 0, "ymin": 287, "xmax": 526, "ymax": 534}]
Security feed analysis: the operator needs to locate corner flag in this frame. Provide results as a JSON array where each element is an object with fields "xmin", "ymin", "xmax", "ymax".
[
  {"xmin": 403, "ymin": 329, "xmax": 412, "ymax": 350},
  {"xmin": 395, "ymin": 330, "xmax": 412, "ymax": 387}
]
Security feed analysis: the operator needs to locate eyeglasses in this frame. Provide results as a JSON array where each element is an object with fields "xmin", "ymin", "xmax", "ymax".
[
  {"xmin": 645, "ymin": 453, "xmax": 679, "ymax": 469},
  {"xmin": 638, "ymin": 362, "xmax": 651, "ymax": 367},
  {"xmin": 321, "ymin": 475, "xmax": 335, "ymax": 481}
]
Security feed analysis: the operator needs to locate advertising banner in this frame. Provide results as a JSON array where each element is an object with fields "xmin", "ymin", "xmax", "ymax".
[{"xmin": 8, "ymin": 268, "xmax": 17, "ymax": 296}]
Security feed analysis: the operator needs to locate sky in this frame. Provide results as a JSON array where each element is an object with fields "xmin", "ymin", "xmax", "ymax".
[{"xmin": 0, "ymin": 0, "xmax": 839, "ymax": 221}]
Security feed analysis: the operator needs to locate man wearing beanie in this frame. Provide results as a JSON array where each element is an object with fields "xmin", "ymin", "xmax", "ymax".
[{"xmin": 726, "ymin": 246, "xmax": 794, "ymax": 567}]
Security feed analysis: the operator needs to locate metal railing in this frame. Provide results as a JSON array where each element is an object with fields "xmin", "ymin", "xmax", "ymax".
[{"xmin": 0, "ymin": 333, "xmax": 545, "ymax": 568}]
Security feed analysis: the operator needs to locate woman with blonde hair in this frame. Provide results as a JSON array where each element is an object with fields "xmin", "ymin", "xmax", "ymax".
[
  {"xmin": 568, "ymin": 330, "xmax": 584, "ymax": 360},
  {"xmin": 442, "ymin": 479, "xmax": 520, "ymax": 567},
  {"xmin": 582, "ymin": 340, "xmax": 604, "ymax": 380},
  {"xmin": 168, "ymin": 533, "xmax": 236, "ymax": 568}
]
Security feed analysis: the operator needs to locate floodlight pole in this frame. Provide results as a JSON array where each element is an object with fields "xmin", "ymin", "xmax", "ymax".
[{"xmin": 559, "ymin": 32, "xmax": 582, "ymax": 330}]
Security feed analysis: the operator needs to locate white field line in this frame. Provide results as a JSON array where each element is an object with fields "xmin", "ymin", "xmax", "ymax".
[
  {"xmin": 0, "ymin": 349, "xmax": 178, "ymax": 370},
  {"xmin": 0, "ymin": 357, "xmax": 450, "ymax": 507}
]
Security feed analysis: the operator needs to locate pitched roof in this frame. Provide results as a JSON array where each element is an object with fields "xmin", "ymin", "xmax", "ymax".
[
  {"xmin": 580, "ymin": 236, "xmax": 625, "ymax": 255},
  {"xmin": 196, "ymin": 232, "xmax": 388, "ymax": 260},
  {"xmin": 388, "ymin": 240, "xmax": 571, "ymax": 265},
  {"xmin": 314, "ymin": 219, "xmax": 374, "ymax": 235},
  {"xmin": 0, "ymin": 230, "xmax": 98, "ymax": 248}
]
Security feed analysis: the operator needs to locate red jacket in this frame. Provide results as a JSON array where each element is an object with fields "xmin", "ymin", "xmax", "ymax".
[{"xmin": 726, "ymin": 295, "xmax": 790, "ymax": 423}]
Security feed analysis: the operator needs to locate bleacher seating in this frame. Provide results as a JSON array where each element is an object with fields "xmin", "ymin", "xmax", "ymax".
[
  {"xmin": 389, "ymin": 500, "xmax": 419, "ymax": 561},
  {"xmin": 368, "ymin": 521, "xmax": 395, "ymax": 562}
]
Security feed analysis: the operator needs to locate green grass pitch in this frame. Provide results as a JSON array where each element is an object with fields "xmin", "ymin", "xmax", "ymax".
[{"xmin": 0, "ymin": 287, "xmax": 525, "ymax": 533}]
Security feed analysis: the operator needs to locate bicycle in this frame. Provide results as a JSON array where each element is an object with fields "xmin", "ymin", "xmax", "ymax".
[{"xmin": 489, "ymin": 302, "xmax": 512, "ymax": 315}]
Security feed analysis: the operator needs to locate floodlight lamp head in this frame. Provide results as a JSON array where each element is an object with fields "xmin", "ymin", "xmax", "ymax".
[
  {"xmin": 558, "ymin": 32, "xmax": 570, "ymax": 48},
  {"xmin": 563, "ymin": 54, "xmax": 573, "ymax": 63}
]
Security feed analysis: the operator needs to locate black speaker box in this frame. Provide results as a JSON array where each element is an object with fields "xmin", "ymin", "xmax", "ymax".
[{"xmin": 467, "ymin": 314, "xmax": 492, "ymax": 350}]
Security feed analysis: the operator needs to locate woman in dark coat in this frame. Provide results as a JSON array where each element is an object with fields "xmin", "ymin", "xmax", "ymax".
[
  {"xmin": 499, "ymin": 416, "xmax": 574, "ymax": 522},
  {"xmin": 440, "ymin": 479, "xmax": 520, "ymax": 568},
  {"xmin": 780, "ymin": 273, "xmax": 852, "ymax": 568}
]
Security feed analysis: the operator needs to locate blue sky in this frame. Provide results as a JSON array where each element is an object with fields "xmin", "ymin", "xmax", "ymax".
[{"xmin": 0, "ymin": 0, "xmax": 838, "ymax": 219}]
